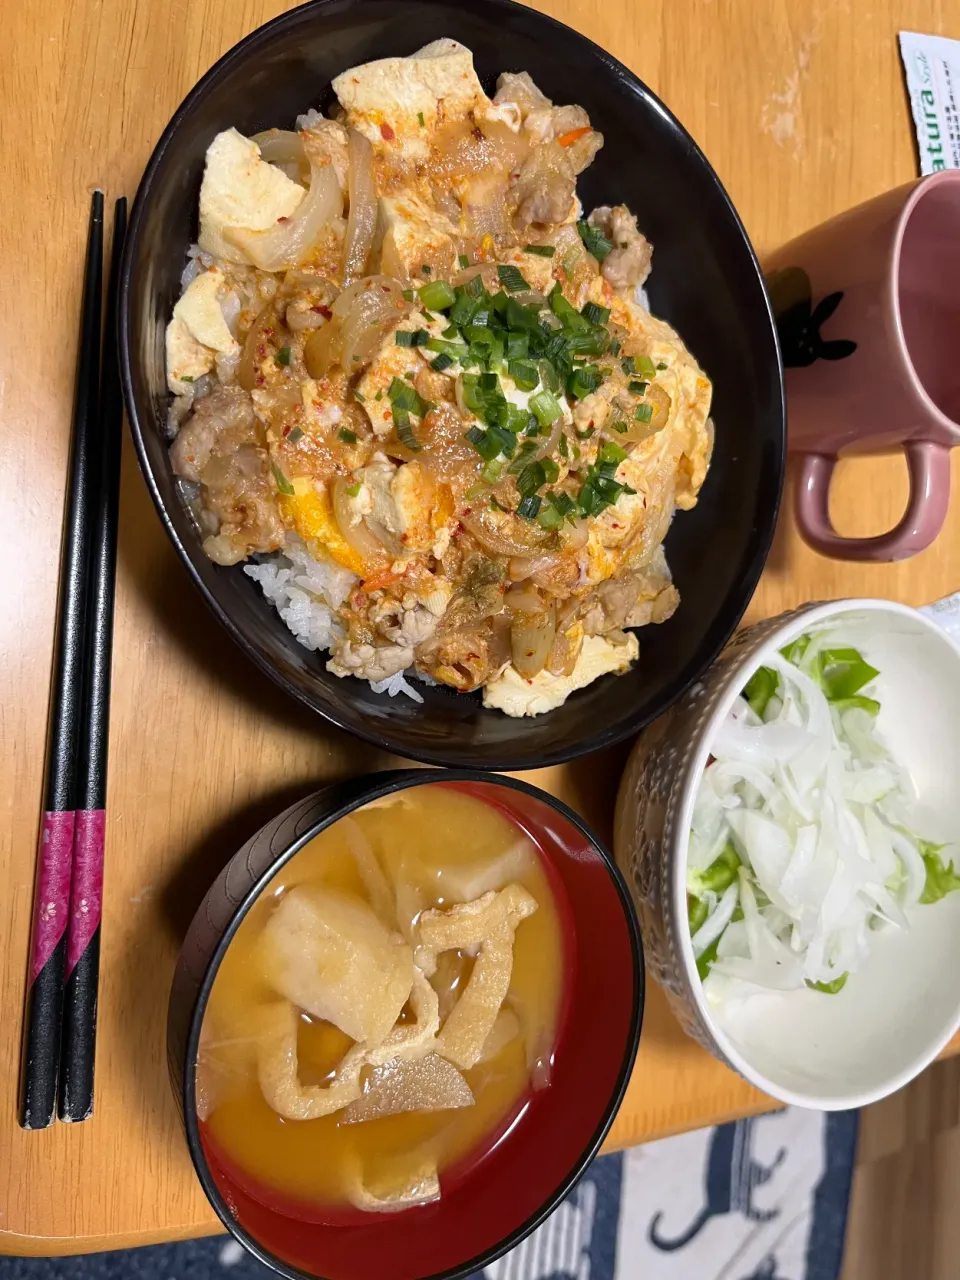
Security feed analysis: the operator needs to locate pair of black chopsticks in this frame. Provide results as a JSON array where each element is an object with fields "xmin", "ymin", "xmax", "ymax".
[{"xmin": 19, "ymin": 192, "xmax": 127, "ymax": 1129}]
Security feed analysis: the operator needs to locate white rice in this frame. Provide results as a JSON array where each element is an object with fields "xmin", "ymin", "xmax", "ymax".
[
  {"xmin": 243, "ymin": 535, "xmax": 355, "ymax": 654},
  {"xmin": 180, "ymin": 242, "xmax": 214, "ymax": 290},
  {"xmin": 295, "ymin": 108, "xmax": 325, "ymax": 132},
  {"xmin": 244, "ymin": 536, "xmax": 427, "ymax": 702}
]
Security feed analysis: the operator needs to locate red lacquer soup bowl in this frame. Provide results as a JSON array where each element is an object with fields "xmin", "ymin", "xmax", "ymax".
[{"xmin": 167, "ymin": 770, "xmax": 643, "ymax": 1280}]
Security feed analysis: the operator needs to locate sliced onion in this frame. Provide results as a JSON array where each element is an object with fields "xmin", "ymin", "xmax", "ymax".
[
  {"xmin": 304, "ymin": 320, "xmax": 341, "ymax": 378},
  {"xmin": 342, "ymin": 129, "xmax": 377, "ymax": 283},
  {"xmin": 335, "ymin": 276, "xmax": 408, "ymax": 372},
  {"xmin": 505, "ymin": 585, "xmax": 544, "ymax": 613},
  {"xmin": 691, "ymin": 882, "xmax": 739, "ymax": 958},
  {"xmin": 460, "ymin": 507, "xmax": 551, "ymax": 557},
  {"xmin": 511, "ymin": 605, "xmax": 556, "ymax": 679},
  {"xmin": 226, "ymin": 160, "xmax": 341, "ymax": 272},
  {"xmin": 559, "ymin": 516, "xmax": 589, "ymax": 551},
  {"xmin": 237, "ymin": 306, "xmax": 278, "ymax": 391},
  {"xmin": 252, "ymin": 130, "xmax": 309, "ymax": 185}
]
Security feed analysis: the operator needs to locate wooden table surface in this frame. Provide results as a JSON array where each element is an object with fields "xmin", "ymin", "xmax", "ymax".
[{"xmin": 3, "ymin": 0, "xmax": 960, "ymax": 1256}]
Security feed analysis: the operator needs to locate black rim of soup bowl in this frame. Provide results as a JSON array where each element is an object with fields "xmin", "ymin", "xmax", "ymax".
[
  {"xmin": 122, "ymin": 0, "xmax": 786, "ymax": 771},
  {"xmin": 168, "ymin": 768, "xmax": 645, "ymax": 1280}
]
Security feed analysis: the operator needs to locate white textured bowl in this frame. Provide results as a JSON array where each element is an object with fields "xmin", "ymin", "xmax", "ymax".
[{"xmin": 614, "ymin": 599, "xmax": 960, "ymax": 1110}]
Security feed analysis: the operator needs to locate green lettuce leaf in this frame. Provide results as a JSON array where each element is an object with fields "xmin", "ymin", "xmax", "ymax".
[{"xmin": 918, "ymin": 841, "xmax": 960, "ymax": 904}]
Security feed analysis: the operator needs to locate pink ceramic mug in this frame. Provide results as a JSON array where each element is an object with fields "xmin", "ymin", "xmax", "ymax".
[{"xmin": 766, "ymin": 170, "xmax": 960, "ymax": 560}]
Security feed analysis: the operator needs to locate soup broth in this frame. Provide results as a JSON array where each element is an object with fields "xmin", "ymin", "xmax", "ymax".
[{"xmin": 197, "ymin": 785, "xmax": 566, "ymax": 1216}]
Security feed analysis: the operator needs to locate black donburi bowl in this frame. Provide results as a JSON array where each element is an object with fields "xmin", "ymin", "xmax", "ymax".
[{"xmin": 120, "ymin": 0, "xmax": 785, "ymax": 771}]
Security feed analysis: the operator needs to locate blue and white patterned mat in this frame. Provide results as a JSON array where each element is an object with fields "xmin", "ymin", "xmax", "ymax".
[{"xmin": 0, "ymin": 1108, "xmax": 856, "ymax": 1280}]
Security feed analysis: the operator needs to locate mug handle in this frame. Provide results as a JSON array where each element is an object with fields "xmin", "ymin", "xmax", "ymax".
[{"xmin": 795, "ymin": 440, "xmax": 951, "ymax": 561}]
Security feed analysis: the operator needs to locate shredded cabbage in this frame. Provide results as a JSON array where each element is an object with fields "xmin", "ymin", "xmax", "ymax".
[{"xmin": 688, "ymin": 627, "xmax": 958, "ymax": 999}]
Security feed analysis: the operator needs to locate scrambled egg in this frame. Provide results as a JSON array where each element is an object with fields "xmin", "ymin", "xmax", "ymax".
[
  {"xmin": 165, "ymin": 267, "xmax": 238, "ymax": 394},
  {"xmin": 332, "ymin": 38, "xmax": 487, "ymax": 155},
  {"xmin": 198, "ymin": 128, "xmax": 305, "ymax": 263},
  {"xmin": 482, "ymin": 633, "xmax": 640, "ymax": 717}
]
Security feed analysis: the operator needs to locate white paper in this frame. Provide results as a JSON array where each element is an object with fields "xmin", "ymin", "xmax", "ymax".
[
  {"xmin": 921, "ymin": 590, "xmax": 960, "ymax": 641},
  {"xmin": 899, "ymin": 31, "xmax": 960, "ymax": 173}
]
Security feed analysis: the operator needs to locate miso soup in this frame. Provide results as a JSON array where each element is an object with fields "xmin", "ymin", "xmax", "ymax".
[{"xmin": 196, "ymin": 785, "xmax": 567, "ymax": 1216}]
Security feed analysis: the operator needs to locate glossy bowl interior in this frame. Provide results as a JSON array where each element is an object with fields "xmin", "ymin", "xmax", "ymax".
[
  {"xmin": 171, "ymin": 770, "xmax": 643, "ymax": 1280},
  {"xmin": 121, "ymin": 0, "xmax": 785, "ymax": 769}
]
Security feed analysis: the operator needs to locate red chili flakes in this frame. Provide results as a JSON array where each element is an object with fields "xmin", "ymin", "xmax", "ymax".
[
  {"xmin": 277, "ymin": 217, "xmax": 289, "ymax": 224},
  {"xmin": 312, "ymin": 304, "xmax": 332, "ymax": 318},
  {"xmin": 472, "ymin": 127, "xmax": 483, "ymax": 142},
  {"xmin": 380, "ymin": 122, "xmax": 395, "ymax": 141}
]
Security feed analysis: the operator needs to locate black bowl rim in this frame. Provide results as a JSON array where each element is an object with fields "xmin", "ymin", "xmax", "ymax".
[
  {"xmin": 178, "ymin": 767, "xmax": 645, "ymax": 1280},
  {"xmin": 119, "ymin": 0, "xmax": 786, "ymax": 771}
]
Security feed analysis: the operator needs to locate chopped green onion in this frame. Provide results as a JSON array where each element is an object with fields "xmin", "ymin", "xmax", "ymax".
[
  {"xmin": 524, "ymin": 243, "xmax": 556, "ymax": 258},
  {"xmin": 374, "ymin": 390, "xmax": 383, "ymax": 401},
  {"xmin": 576, "ymin": 219, "xmax": 613, "ymax": 262},
  {"xmin": 431, "ymin": 352, "xmax": 455, "ymax": 372},
  {"xmin": 538, "ymin": 359, "xmax": 561, "ymax": 393},
  {"xmin": 338, "ymin": 428, "xmax": 358, "ymax": 444},
  {"xmin": 608, "ymin": 337, "xmax": 622, "ymax": 355},
  {"xmin": 397, "ymin": 328, "xmax": 430, "ymax": 348},
  {"xmin": 558, "ymin": 432, "xmax": 569, "ymax": 459},
  {"xmin": 635, "ymin": 354, "xmax": 657, "ymax": 379},
  {"xmin": 353, "ymin": 389, "xmax": 366, "ymax": 402},
  {"xmin": 463, "ymin": 274, "xmax": 485, "ymax": 299},
  {"xmin": 610, "ymin": 419, "xmax": 628, "ymax": 433},
  {"xmin": 516, "ymin": 495, "xmax": 541, "ymax": 520},
  {"xmin": 566, "ymin": 329, "xmax": 609, "ymax": 356},
  {"xmin": 505, "ymin": 331, "xmax": 529, "ymax": 360},
  {"xmin": 536, "ymin": 502, "xmax": 564, "ymax": 530},
  {"xmin": 567, "ymin": 365, "xmax": 602, "ymax": 400},
  {"xmin": 418, "ymin": 279, "xmax": 457, "ymax": 311},
  {"xmin": 598, "ymin": 441, "xmax": 627, "ymax": 466},
  {"xmin": 275, "ymin": 346, "xmax": 292, "ymax": 366},
  {"xmin": 346, "ymin": 481, "xmax": 362, "ymax": 498},
  {"xmin": 635, "ymin": 403, "xmax": 653, "ymax": 423},
  {"xmin": 507, "ymin": 360, "xmax": 540, "ymax": 391},
  {"xmin": 402, "ymin": 289, "xmax": 415, "ymax": 301},
  {"xmin": 620, "ymin": 356, "xmax": 637, "ymax": 375},
  {"xmin": 549, "ymin": 288, "xmax": 591, "ymax": 331},
  {"xmin": 657, "ymin": 361, "xmax": 668, "ymax": 370},
  {"xmin": 575, "ymin": 426, "xmax": 594, "ymax": 440},
  {"xmin": 181, "ymin": 375, "xmax": 195, "ymax": 383},
  {"xmin": 497, "ymin": 264, "xmax": 530, "ymax": 292},
  {"xmin": 458, "ymin": 253, "xmax": 469, "ymax": 269},
  {"xmin": 421, "ymin": 264, "xmax": 432, "ymax": 275},
  {"xmin": 482, "ymin": 457, "xmax": 505, "ymax": 484},
  {"xmin": 394, "ymin": 410, "xmax": 422, "ymax": 451},
  {"xmin": 417, "ymin": 110, "xmax": 425, "ymax": 126},
  {"xmin": 465, "ymin": 426, "xmax": 501, "ymax": 461},
  {"xmin": 529, "ymin": 390, "xmax": 562, "ymax": 427},
  {"xmin": 271, "ymin": 462, "xmax": 295, "ymax": 496},
  {"xmin": 541, "ymin": 457, "xmax": 560, "ymax": 484},
  {"xmin": 628, "ymin": 380, "xmax": 649, "ymax": 395},
  {"xmin": 516, "ymin": 460, "xmax": 547, "ymax": 497},
  {"xmin": 465, "ymin": 481, "xmax": 487, "ymax": 500},
  {"xmin": 388, "ymin": 376, "xmax": 430, "ymax": 417},
  {"xmin": 286, "ymin": 425, "xmax": 304, "ymax": 444},
  {"xmin": 581, "ymin": 301, "xmax": 610, "ymax": 325}
]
